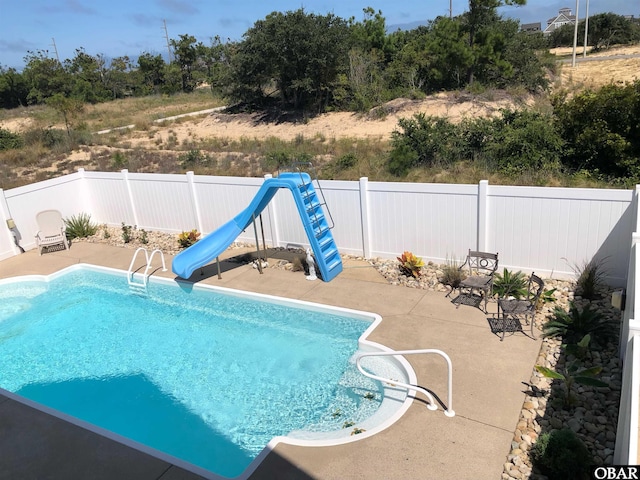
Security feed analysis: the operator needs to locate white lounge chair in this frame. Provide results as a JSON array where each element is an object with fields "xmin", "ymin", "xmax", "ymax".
[{"xmin": 35, "ymin": 210, "xmax": 69, "ymax": 255}]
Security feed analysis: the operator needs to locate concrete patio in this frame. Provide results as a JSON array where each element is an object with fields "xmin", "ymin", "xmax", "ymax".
[{"xmin": 0, "ymin": 243, "xmax": 543, "ymax": 480}]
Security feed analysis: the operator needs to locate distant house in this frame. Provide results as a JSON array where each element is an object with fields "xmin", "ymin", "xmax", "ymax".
[
  {"xmin": 521, "ymin": 22, "xmax": 542, "ymax": 34},
  {"xmin": 543, "ymin": 7, "xmax": 576, "ymax": 35}
]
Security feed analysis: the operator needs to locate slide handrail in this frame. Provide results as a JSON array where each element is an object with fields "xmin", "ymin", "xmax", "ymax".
[{"xmin": 355, "ymin": 349, "xmax": 455, "ymax": 417}]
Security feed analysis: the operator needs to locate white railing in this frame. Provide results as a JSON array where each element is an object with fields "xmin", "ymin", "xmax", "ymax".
[
  {"xmin": 127, "ymin": 247, "xmax": 167, "ymax": 287},
  {"xmin": 355, "ymin": 349, "xmax": 455, "ymax": 417}
]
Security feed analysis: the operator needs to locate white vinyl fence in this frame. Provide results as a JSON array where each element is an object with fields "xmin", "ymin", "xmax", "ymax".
[
  {"xmin": 1, "ymin": 170, "xmax": 640, "ymax": 461},
  {"xmin": 615, "ymin": 187, "xmax": 640, "ymax": 464},
  {"xmin": 0, "ymin": 169, "xmax": 636, "ymax": 286}
]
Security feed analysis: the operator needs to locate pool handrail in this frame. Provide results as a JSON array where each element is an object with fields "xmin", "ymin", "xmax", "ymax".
[
  {"xmin": 355, "ymin": 349, "xmax": 455, "ymax": 417},
  {"xmin": 128, "ymin": 247, "xmax": 167, "ymax": 287}
]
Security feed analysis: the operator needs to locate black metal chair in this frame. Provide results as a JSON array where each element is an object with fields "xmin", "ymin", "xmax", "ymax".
[
  {"xmin": 454, "ymin": 250, "xmax": 499, "ymax": 313},
  {"xmin": 496, "ymin": 273, "xmax": 545, "ymax": 341}
]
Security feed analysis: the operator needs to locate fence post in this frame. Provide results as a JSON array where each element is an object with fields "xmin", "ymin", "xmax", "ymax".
[
  {"xmin": 263, "ymin": 174, "xmax": 280, "ymax": 247},
  {"xmin": 121, "ymin": 169, "xmax": 139, "ymax": 227},
  {"xmin": 186, "ymin": 171, "xmax": 204, "ymax": 233},
  {"xmin": 359, "ymin": 177, "xmax": 371, "ymax": 258},
  {"xmin": 0, "ymin": 188, "xmax": 19, "ymax": 256},
  {"xmin": 477, "ymin": 180, "xmax": 489, "ymax": 252}
]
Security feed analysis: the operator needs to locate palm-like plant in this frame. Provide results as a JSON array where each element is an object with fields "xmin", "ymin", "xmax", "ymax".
[
  {"xmin": 64, "ymin": 213, "xmax": 98, "ymax": 239},
  {"xmin": 493, "ymin": 268, "xmax": 528, "ymax": 299},
  {"xmin": 535, "ymin": 361, "xmax": 608, "ymax": 406},
  {"xmin": 543, "ymin": 302, "xmax": 617, "ymax": 345}
]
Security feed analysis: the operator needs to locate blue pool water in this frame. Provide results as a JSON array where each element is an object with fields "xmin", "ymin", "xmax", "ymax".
[{"xmin": 0, "ymin": 267, "xmax": 384, "ymax": 478}]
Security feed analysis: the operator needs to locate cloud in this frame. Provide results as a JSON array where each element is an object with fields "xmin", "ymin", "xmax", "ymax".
[
  {"xmin": 0, "ymin": 39, "xmax": 36, "ymax": 54},
  {"xmin": 157, "ymin": 0, "xmax": 199, "ymax": 16},
  {"xmin": 131, "ymin": 13, "xmax": 161, "ymax": 27},
  {"xmin": 41, "ymin": 0, "xmax": 97, "ymax": 15}
]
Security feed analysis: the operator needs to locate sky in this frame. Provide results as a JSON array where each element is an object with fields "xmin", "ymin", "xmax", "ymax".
[{"xmin": 0, "ymin": 0, "xmax": 636, "ymax": 70}]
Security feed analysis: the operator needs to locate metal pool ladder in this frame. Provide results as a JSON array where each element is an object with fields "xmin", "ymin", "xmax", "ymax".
[
  {"xmin": 355, "ymin": 349, "xmax": 455, "ymax": 417},
  {"xmin": 127, "ymin": 247, "xmax": 167, "ymax": 289}
]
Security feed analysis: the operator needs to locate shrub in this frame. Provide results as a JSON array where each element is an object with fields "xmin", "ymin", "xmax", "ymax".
[
  {"xmin": 531, "ymin": 429, "xmax": 592, "ymax": 479},
  {"xmin": 111, "ymin": 151, "xmax": 128, "ymax": 169},
  {"xmin": 388, "ymin": 114, "xmax": 461, "ymax": 175},
  {"xmin": 178, "ymin": 229, "xmax": 201, "ymax": 248},
  {"xmin": 536, "ymin": 359, "xmax": 607, "ymax": 406},
  {"xmin": 0, "ymin": 128, "xmax": 23, "ymax": 151},
  {"xmin": 571, "ymin": 257, "xmax": 608, "ymax": 300},
  {"xmin": 179, "ymin": 149, "xmax": 209, "ymax": 168},
  {"xmin": 542, "ymin": 302, "xmax": 617, "ymax": 345},
  {"xmin": 397, "ymin": 251, "xmax": 424, "ymax": 278},
  {"xmin": 64, "ymin": 213, "xmax": 98, "ymax": 239},
  {"xmin": 121, "ymin": 223, "xmax": 133, "ymax": 243},
  {"xmin": 493, "ymin": 269, "xmax": 528, "ymax": 299},
  {"xmin": 335, "ymin": 153, "xmax": 357, "ymax": 170},
  {"xmin": 439, "ymin": 257, "xmax": 466, "ymax": 289}
]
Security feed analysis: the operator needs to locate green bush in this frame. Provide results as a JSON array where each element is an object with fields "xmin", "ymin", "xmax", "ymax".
[
  {"xmin": 552, "ymin": 81, "xmax": 640, "ymax": 179},
  {"xmin": 493, "ymin": 269, "xmax": 528, "ymax": 299},
  {"xmin": 121, "ymin": 223, "xmax": 133, "ymax": 243},
  {"xmin": 64, "ymin": 213, "xmax": 98, "ymax": 239},
  {"xmin": 335, "ymin": 153, "xmax": 357, "ymax": 170},
  {"xmin": 389, "ymin": 114, "xmax": 462, "ymax": 172},
  {"xmin": 179, "ymin": 149, "xmax": 209, "ymax": 168},
  {"xmin": 22, "ymin": 128, "xmax": 67, "ymax": 149},
  {"xmin": 543, "ymin": 302, "xmax": 617, "ymax": 345},
  {"xmin": 0, "ymin": 128, "xmax": 23, "ymax": 151},
  {"xmin": 572, "ymin": 257, "xmax": 608, "ymax": 300},
  {"xmin": 484, "ymin": 109, "xmax": 564, "ymax": 175},
  {"xmin": 531, "ymin": 429, "xmax": 592, "ymax": 480},
  {"xmin": 438, "ymin": 257, "xmax": 466, "ymax": 289}
]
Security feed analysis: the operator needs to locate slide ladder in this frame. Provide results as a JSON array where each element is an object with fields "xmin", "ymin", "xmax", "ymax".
[
  {"xmin": 280, "ymin": 171, "xmax": 342, "ymax": 281},
  {"xmin": 128, "ymin": 247, "xmax": 167, "ymax": 290}
]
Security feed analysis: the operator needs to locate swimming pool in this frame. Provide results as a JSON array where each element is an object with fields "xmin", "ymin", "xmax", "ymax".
[{"xmin": 0, "ymin": 265, "xmax": 414, "ymax": 479}]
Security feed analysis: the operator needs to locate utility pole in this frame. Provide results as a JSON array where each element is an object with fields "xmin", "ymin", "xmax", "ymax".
[
  {"xmin": 571, "ymin": 0, "xmax": 580, "ymax": 67},
  {"xmin": 583, "ymin": 0, "xmax": 590, "ymax": 58},
  {"xmin": 450, "ymin": 0, "xmax": 453, "ymax": 18},
  {"xmin": 51, "ymin": 37, "xmax": 61, "ymax": 64},
  {"xmin": 163, "ymin": 19, "xmax": 173, "ymax": 62}
]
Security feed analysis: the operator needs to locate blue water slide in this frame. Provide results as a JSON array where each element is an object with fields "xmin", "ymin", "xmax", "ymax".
[{"xmin": 172, "ymin": 172, "xmax": 343, "ymax": 282}]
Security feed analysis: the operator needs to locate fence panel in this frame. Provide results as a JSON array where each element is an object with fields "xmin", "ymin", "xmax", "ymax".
[
  {"xmin": 127, "ymin": 173, "xmax": 197, "ymax": 232},
  {"xmin": 82, "ymin": 171, "xmax": 136, "ymax": 227},
  {"xmin": 366, "ymin": 181, "xmax": 479, "ymax": 263},
  {"xmin": 488, "ymin": 186, "xmax": 634, "ymax": 285}
]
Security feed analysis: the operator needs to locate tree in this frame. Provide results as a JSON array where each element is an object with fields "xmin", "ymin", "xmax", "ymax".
[
  {"xmin": 104, "ymin": 56, "xmax": 133, "ymax": 99},
  {"xmin": 0, "ymin": 66, "xmax": 28, "ymax": 108},
  {"xmin": 464, "ymin": 0, "xmax": 526, "ymax": 84},
  {"xmin": 170, "ymin": 34, "xmax": 203, "ymax": 92},
  {"xmin": 22, "ymin": 50, "xmax": 70, "ymax": 104},
  {"xmin": 349, "ymin": 8, "xmax": 389, "ymax": 58},
  {"xmin": 229, "ymin": 9, "xmax": 351, "ymax": 112},
  {"xmin": 46, "ymin": 93, "xmax": 84, "ymax": 137},
  {"xmin": 136, "ymin": 52, "xmax": 166, "ymax": 95},
  {"xmin": 65, "ymin": 48, "xmax": 110, "ymax": 103},
  {"xmin": 552, "ymin": 81, "xmax": 640, "ymax": 179},
  {"xmin": 587, "ymin": 13, "xmax": 640, "ymax": 51},
  {"xmin": 205, "ymin": 36, "xmax": 236, "ymax": 98}
]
